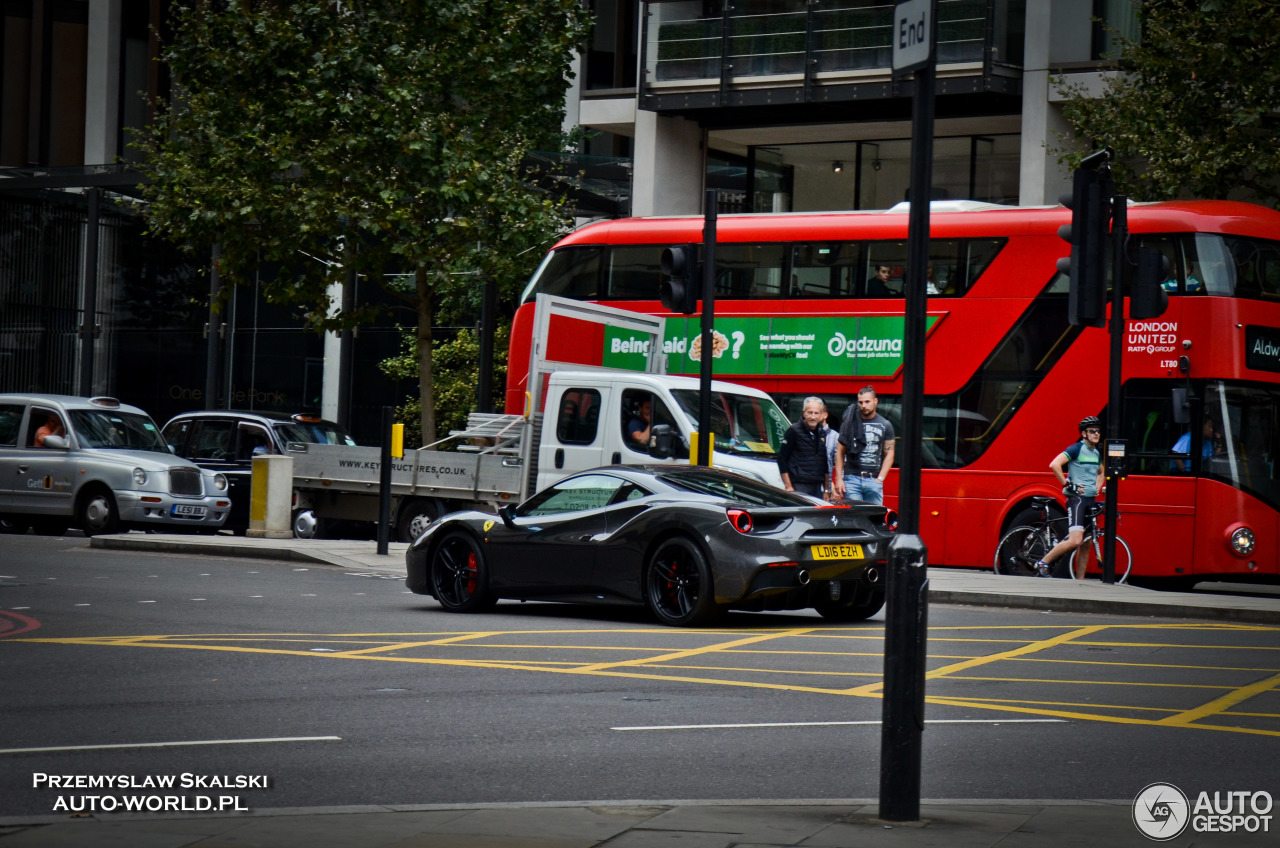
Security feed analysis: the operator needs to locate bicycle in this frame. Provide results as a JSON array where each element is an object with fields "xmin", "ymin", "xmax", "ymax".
[{"xmin": 993, "ymin": 495, "xmax": 1132, "ymax": 582}]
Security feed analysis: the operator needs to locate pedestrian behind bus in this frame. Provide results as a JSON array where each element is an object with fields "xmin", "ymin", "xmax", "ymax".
[
  {"xmin": 777, "ymin": 396, "xmax": 830, "ymax": 499},
  {"xmin": 833, "ymin": 386, "xmax": 895, "ymax": 505},
  {"xmin": 1034, "ymin": 415, "xmax": 1107, "ymax": 578}
]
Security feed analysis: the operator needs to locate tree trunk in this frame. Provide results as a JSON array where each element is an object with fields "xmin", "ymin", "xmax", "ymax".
[{"xmin": 416, "ymin": 267, "xmax": 435, "ymax": 444}]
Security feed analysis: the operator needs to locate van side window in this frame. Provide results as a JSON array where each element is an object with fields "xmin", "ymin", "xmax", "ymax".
[
  {"xmin": 555, "ymin": 389, "xmax": 601, "ymax": 445},
  {"xmin": 0, "ymin": 404, "xmax": 22, "ymax": 446}
]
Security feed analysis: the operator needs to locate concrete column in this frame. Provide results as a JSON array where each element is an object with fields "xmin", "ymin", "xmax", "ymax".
[
  {"xmin": 84, "ymin": 0, "xmax": 122, "ymax": 165},
  {"xmin": 1019, "ymin": 0, "xmax": 1084, "ymax": 206},
  {"xmin": 631, "ymin": 111, "xmax": 704, "ymax": 216}
]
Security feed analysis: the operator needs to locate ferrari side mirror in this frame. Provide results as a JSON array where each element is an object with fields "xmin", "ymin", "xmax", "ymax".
[{"xmin": 498, "ymin": 503, "xmax": 518, "ymax": 529}]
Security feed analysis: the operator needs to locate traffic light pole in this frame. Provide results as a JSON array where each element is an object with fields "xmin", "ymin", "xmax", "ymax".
[
  {"xmin": 697, "ymin": 188, "xmax": 717, "ymax": 467},
  {"xmin": 1101, "ymin": 197, "xmax": 1127, "ymax": 585}
]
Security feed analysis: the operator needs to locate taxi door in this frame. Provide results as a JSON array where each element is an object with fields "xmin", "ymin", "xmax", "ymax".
[{"xmin": 16, "ymin": 406, "xmax": 75, "ymax": 515}]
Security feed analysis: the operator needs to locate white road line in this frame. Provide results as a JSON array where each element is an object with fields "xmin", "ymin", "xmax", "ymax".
[
  {"xmin": 0, "ymin": 736, "xmax": 342, "ymax": 755},
  {"xmin": 612, "ymin": 719, "xmax": 1066, "ymax": 732}
]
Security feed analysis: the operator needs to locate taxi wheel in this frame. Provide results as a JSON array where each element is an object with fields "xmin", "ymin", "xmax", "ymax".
[
  {"xmin": 429, "ymin": 531, "xmax": 496, "ymax": 613},
  {"xmin": 77, "ymin": 487, "xmax": 120, "ymax": 537},
  {"xmin": 0, "ymin": 516, "xmax": 30, "ymax": 535},
  {"xmin": 644, "ymin": 536, "xmax": 717, "ymax": 627}
]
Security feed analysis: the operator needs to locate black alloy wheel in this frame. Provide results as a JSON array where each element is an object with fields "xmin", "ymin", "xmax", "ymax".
[
  {"xmin": 429, "ymin": 531, "xmax": 496, "ymax": 613},
  {"xmin": 644, "ymin": 536, "xmax": 717, "ymax": 627}
]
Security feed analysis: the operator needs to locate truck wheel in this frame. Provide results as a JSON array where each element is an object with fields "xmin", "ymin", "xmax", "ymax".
[
  {"xmin": 397, "ymin": 499, "xmax": 440, "ymax": 543},
  {"xmin": 292, "ymin": 509, "xmax": 326, "ymax": 540},
  {"xmin": 77, "ymin": 487, "xmax": 120, "ymax": 537}
]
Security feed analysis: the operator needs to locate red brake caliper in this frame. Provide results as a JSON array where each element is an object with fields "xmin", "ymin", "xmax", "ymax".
[{"xmin": 466, "ymin": 550, "xmax": 477, "ymax": 595}]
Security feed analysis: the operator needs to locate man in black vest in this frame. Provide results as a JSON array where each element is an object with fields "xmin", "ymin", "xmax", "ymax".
[{"xmin": 777, "ymin": 397, "xmax": 830, "ymax": 498}]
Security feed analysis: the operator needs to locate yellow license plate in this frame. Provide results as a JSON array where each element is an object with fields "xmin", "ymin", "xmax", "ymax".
[{"xmin": 810, "ymin": 543, "xmax": 864, "ymax": 561}]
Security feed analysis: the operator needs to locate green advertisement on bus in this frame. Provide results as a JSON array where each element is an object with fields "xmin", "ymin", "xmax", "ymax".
[{"xmin": 602, "ymin": 315, "xmax": 941, "ymax": 377}]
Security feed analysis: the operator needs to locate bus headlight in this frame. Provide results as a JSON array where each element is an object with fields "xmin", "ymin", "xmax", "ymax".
[
  {"xmin": 1227, "ymin": 524, "xmax": 1256, "ymax": 556},
  {"xmin": 132, "ymin": 467, "xmax": 148, "ymax": 486},
  {"xmin": 213, "ymin": 474, "xmax": 228, "ymax": 491}
]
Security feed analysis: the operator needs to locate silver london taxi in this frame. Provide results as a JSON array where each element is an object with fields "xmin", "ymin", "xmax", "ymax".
[{"xmin": 0, "ymin": 394, "xmax": 231, "ymax": 536}]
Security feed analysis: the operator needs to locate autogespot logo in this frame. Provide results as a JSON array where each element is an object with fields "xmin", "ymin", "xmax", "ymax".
[{"xmin": 1133, "ymin": 782, "xmax": 1190, "ymax": 841}]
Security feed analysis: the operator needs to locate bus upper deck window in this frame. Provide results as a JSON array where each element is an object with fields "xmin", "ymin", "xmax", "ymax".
[{"xmin": 520, "ymin": 247, "xmax": 602, "ymax": 304}]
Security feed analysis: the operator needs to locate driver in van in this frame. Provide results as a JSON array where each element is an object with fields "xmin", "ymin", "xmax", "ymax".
[{"xmin": 628, "ymin": 397, "xmax": 652, "ymax": 447}]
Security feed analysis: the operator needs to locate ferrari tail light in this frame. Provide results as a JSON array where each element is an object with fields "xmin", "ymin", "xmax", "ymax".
[
  {"xmin": 875, "ymin": 508, "xmax": 899, "ymax": 532},
  {"xmin": 727, "ymin": 509, "xmax": 753, "ymax": 534}
]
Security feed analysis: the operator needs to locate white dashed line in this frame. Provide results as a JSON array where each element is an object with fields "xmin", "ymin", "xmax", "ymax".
[
  {"xmin": 138, "ymin": 600, "xmax": 156, "ymax": 604},
  {"xmin": 75, "ymin": 604, "xmax": 90, "ymax": 607}
]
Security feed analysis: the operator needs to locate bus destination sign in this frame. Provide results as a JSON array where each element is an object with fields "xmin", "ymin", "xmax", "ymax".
[{"xmin": 1246, "ymin": 325, "xmax": 1280, "ymax": 373}]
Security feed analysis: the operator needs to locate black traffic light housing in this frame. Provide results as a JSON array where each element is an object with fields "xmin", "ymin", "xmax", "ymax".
[
  {"xmin": 660, "ymin": 244, "xmax": 700, "ymax": 314},
  {"xmin": 1057, "ymin": 153, "xmax": 1114, "ymax": 328},
  {"xmin": 1130, "ymin": 246, "xmax": 1170, "ymax": 319}
]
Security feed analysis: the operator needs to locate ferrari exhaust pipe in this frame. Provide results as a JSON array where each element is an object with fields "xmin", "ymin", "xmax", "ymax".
[
  {"xmin": 865, "ymin": 566, "xmax": 881, "ymax": 584},
  {"xmin": 796, "ymin": 569, "xmax": 811, "ymax": 586}
]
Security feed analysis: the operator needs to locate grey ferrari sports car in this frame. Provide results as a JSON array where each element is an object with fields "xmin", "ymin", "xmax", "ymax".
[{"xmin": 405, "ymin": 465, "xmax": 895, "ymax": 626}]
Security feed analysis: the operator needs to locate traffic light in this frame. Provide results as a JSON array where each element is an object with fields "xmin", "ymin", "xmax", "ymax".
[
  {"xmin": 660, "ymin": 244, "xmax": 700, "ymax": 314},
  {"xmin": 1130, "ymin": 246, "xmax": 1170, "ymax": 319},
  {"xmin": 1057, "ymin": 156, "xmax": 1113, "ymax": 328}
]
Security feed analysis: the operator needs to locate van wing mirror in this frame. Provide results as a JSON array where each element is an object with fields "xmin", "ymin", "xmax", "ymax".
[{"xmin": 649, "ymin": 424, "xmax": 675, "ymax": 459}]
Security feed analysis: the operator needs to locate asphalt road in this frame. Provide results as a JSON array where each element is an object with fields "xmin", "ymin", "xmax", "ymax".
[{"xmin": 1, "ymin": 534, "xmax": 1277, "ymax": 818}]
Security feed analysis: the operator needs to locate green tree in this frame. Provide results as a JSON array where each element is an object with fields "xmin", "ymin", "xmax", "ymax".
[
  {"xmin": 381, "ymin": 324, "xmax": 510, "ymax": 449},
  {"xmin": 1057, "ymin": 0, "xmax": 1280, "ymax": 206},
  {"xmin": 139, "ymin": 0, "xmax": 587, "ymax": 440}
]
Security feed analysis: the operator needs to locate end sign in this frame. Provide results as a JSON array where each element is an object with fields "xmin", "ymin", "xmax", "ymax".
[{"xmin": 892, "ymin": 0, "xmax": 933, "ymax": 76}]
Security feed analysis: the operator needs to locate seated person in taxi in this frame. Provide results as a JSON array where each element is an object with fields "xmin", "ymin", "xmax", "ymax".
[{"xmin": 33, "ymin": 413, "xmax": 65, "ymax": 447}]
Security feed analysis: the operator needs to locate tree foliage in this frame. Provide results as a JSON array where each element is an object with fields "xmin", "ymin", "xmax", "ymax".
[
  {"xmin": 381, "ymin": 324, "xmax": 510, "ymax": 449},
  {"xmin": 139, "ymin": 0, "xmax": 587, "ymax": 440},
  {"xmin": 1057, "ymin": 0, "xmax": 1280, "ymax": 206}
]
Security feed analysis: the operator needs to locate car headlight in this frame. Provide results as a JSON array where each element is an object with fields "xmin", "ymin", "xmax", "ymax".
[
  {"xmin": 1229, "ymin": 524, "xmax": 1256, "ymax": 556},
  {"xmin": 213, "ymin": 473, "xmax": 228, "ymax": 491},
  {"xmin": 132, "ymin": 467, "xmax": 148, "ymax": 486}
]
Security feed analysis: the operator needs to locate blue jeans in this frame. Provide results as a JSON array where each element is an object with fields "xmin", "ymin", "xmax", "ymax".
[{"xmin": 843, "ymin": 474, "xmax": 883, "ymax": 504}]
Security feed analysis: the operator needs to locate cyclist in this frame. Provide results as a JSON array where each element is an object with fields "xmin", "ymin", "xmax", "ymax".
[{"xmin": 1033, "ymin": 415, "xmax": 1106, "ymax": 578}]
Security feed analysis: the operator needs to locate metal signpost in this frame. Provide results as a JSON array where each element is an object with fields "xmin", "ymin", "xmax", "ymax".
[
  {"xmin": 880, "ymin": 0, "xmax": 936, "ymax": 823},
  {"xmin": 697, "ymin": 188, "xmax": 718, "ymax": 467}
]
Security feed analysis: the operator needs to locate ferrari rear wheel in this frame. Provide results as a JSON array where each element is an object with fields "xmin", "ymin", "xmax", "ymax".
[
  {"xmin": 644, "ymin": 536, "xmax": 717, "ymax": 627},
  {"xmin": 429, "ymin": 531, "xmax": 496, "ymax": 613},
  {"xmin": 813, "ymin": 585, "xmax": 885, "ymax": 622}
]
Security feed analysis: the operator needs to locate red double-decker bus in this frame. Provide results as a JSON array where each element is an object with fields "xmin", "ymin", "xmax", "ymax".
[{"xmin": 507, "ymin": 200, "xmax": 1280, "ymax": 585}]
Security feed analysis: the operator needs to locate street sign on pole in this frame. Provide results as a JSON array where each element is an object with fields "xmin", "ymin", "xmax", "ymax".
[
  {"xmin": 880, "ymin": 0, "xmax": 936, "ymax": 825},
  {"xmin": 892, "ymin": 0, "xmax": 933, "ymax": 76}
]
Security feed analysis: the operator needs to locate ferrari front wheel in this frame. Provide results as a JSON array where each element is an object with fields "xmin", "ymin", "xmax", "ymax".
[
  {"xmin": 644, "ymin": 536, "xmax": 717, "ymax": 627},
  {"xmin": 429, "ymin": 531, "xmax": 496, "ymax": 613}
]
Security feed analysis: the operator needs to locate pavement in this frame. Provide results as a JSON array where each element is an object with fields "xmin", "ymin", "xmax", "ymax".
[{"xmin": 1, "ymin": 532, "xmax": 1272, "ymax": 847}]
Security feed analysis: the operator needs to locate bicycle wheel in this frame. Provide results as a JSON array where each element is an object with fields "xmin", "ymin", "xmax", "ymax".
[
  {"xmin": 993, "ymin": 525, "xmax": 1053, "ymax": 577},
  {"xmin": 1068, "ymin": 532, "xmax": 1132, "ymax": 583}
]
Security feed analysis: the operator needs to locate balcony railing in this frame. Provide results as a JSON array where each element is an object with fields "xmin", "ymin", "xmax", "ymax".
[{"xmin": 643, "ymin": 0, "xmax": 1023, "ymax": 103}]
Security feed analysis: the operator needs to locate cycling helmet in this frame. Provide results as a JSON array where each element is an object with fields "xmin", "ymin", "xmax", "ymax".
[{"xmin": 1079, "ymin": 415, "xmax": 1101, "ymax": 432}]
